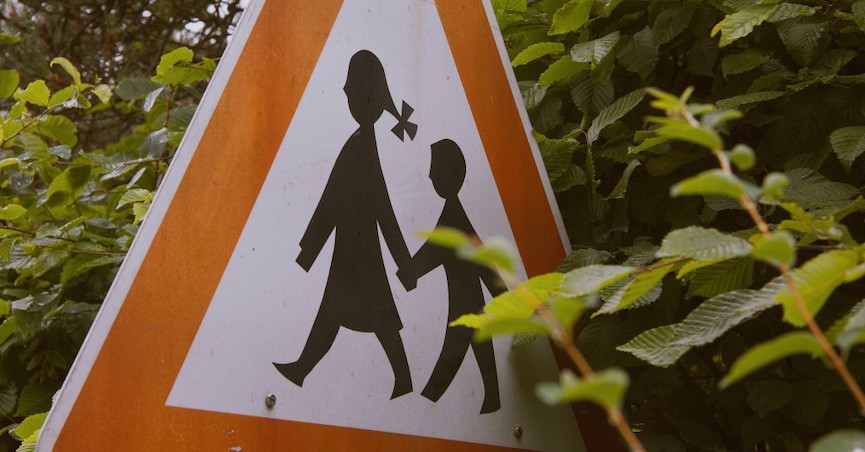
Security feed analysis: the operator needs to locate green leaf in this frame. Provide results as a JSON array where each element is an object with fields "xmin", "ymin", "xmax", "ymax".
[
  {"xmin": 557, "ymin": 249, "xmax": 612, "ymax": 272},
  {"xmin": 761, "ymin": 172, "xmax": 789, "ymax": 200},
  {"xmin": 549, "ymin": 0, "xmax": 593, "ymax": 35},
  {"xmin": 716, "ymin": 91, "xmax": 784, "ymax": 111},
  {"xmin": 617, "ymin": 325, "xmax": 689, "ymax": 367},
  {"xmin": 0, "ymin": 385, "xmax": 15, "ymax": 414},
  {"xmin": 61, "ymin": 254, "xmax": 123, "ymax": 284},
  {"xmin": 0, "ymin": 69, "xmax": 20, "ymax": 99},
  {"xmin": 50, "ymin": 57, "xmax": 82, "ymax": 87},
  {"xmin": 0, "ymin": 204, "xmax": 26, "ymax": 221},
  {"xmin": 538, "ymin": 57, "xmax": 589, "ymax": 86},
  {"xmin": 830, "ymin": 126, "xmax": 865, "ymax": 171},
  {"xmin": 536, "ymin": 368, "xmax": 628, "ymax": 411},
  {"xmin": 720, "ymin": 332, "xmax": 824, "ymax": 388},
  {"xmin": 750, "ymin": 231, "xmax": 795, "ymax": 268},
  {"xmin": 586, "ymin": 88, "xmax": 646, "ymax": 143},
  {"xmin": 597, "ymin": 259, "xmax": 677, "ymax": 314},
  {"xmin": 657, "ymin": 226, "xmax": 752, "ymax": 261},
  {"xmin": 713, "ymin": 5, "xmax": 779, "ymax": 47},
  {"xmin": 652, "ymin": 7, "xmax": 694, "ymax": 46},
  {"xmin": 15, "ymin": 381, "xmax": 57, "ymax": 416},
  {"xmin": 629, "ymin": 135, "xmax": 671, "ymax": 154},
  {"xmin": 133, "ymin": 202, "xmax": 150, "ymax": 225},
  {"xmin": 152, "ymin": 47, "xmax": 211, "ymax": 85},
  {"xmin": 776, "ymin": 250, "xmax": 859, "ymax": 327},
  {"xmin": 782, "ymin": 168, "xmax": 859, "ymax": 212},
  {"xmin": 721, "ymin": 49, "xmax": 772, "ymax": 76},
  {"xmin": 561, "ymin": 265, "xmax": 634, "ymax": 297},
  {"xmin": 654, "ymin": 120, "xmax": 724, "ymax": 150},
  {"xmin": 811, "ymin": 430, "xmax": 865, "ymax": 452},
  {"xmin": 0, "ymin": 33, "xmax": 21, "ymax": 45},
  {"xmin": 776, "ymin": 17, "xmax": 825, "ymax": 65},
  {"xmin": 672, "ymin": 169, "xmax": 749, "ymax": 199},
  {"xmin": 45, "ymin": 165, "xmax": 90, "ymax": 207},
  {"xmin": 512, "ymin": 42, "xmax": 565, "ymax": 67},
  {"xmin": 829, "ymin": 300, "xmax": 865, "ymax": 351},
  {"xmin": 570, "ymin": 71, "xmax": 613, "ymax": 116},
  {"xmin": 617, "ymin": 27, "xmax": 657, "ymax": 80},
  {"xmin": 117, "ymin": 188, "xmax": 153, "ymax": 209},
  {"xmin": 14, "ymin": 80, "xmax": 50, "ymax": 107},
  {"xmin": 729, "ymin": 144, "xmax": 755, "ymax": 171},
  {"xmin": 607, "ymin": 160, "xmax": 640, "ymax": 200},
  {"xmin": 767, "ymin": 3, "xmax": 816, "ymax": 22},
  {"xmin": 115, "ymin": 77, "xmax": 163, "ymax": 101},
  {"xmin": 12, "ymin": 413, "xmax": 46, "ymax": 441},
  {"xmin": 745, "ymin": 380, "xmax": 792, "ymax": 416},
  {"xmin": 36, "ymin": 115, "xmax": 78, "ymax": 147},
  {"xmin": 155, "ymin": 47, "xmax": 194, "ymax": 75},
  {"xmin": 91, "ymin": 84, "xmax": 112, "ymax": 104},
  {"xmin": 571, "ymin": 31, "xmax": 620, "ymax": 66},
  {"xmin": 687, "ymin": 257, "xmax": 754, "ymax": 299}
]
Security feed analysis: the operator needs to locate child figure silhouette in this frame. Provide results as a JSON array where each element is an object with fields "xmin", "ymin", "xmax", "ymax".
[{"xmin": 399, "ymin": 139, "xmax": 503, "ymax": 414}]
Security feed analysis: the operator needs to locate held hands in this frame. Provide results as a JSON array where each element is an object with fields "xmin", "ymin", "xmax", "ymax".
[{"xmin": 397, "ymin": 264, "xmax": 417, "ymax": 292}]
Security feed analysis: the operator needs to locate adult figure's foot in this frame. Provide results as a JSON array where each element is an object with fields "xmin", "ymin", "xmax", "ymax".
[
  {"xmin": 391, "ymin": 379, "xmax": 413, "ymax": 399},
  {"xmin": 273, "ymin": 361, "xmax": 306, "ymax": 387},
  {"xmin": 480, "ymin": 395, "xmax": 501, "ymax": 414}
]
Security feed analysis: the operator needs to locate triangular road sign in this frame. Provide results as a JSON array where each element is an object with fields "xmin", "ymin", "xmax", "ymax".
[{"xmin": 39, "ymin": 1, "xmax": 588, "ymax": 450}]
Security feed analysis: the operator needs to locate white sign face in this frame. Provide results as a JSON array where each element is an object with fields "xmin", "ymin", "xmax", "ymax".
[{"xmin": 166, "ymin": 1, "xmax": 583, "ymax": 450}]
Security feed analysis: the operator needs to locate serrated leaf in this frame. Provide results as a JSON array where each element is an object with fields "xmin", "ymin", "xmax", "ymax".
[
  {"xmin": 549, "ymin": 0, "xmax": 593, "ymax": 35},
  {"xmin": 571, "ymin": 31, "xmax": 620, "ymax": 66},
  {"xmin": 0, "ymin": 385, "xmax": 15, "ymax": 414},
  {"xmin": 14, "ymin": 80, "xmax": 50, "ymax": 107},
  {"xmin": 15, "ymin": 381, "xmax": 57, "ymax": 416},
  {"xmin": 587, "ymin": 88, "xmax": 646, "ymax": 143},
  {"xmin": 557, "ymin": 249, "xmax": 613, "ymax": 272},
  {"xmin": 782, "ymin": 168, "xmax": 859, "ymax": 212},
  {"xmin": 830, "ymin": 126, "xmax": 865, "ymax": 170},
  {"xmin": 617, "ymin": 27, "xmax": 657, "ymax": 80},
  {"xmin": 714, "ymin": 5, "xmax": 778, "ymax": 47},
  {"xmin": 50, "ymin": 57, "xmax": 81, "ymax": 87},
  {"xmin": 658, "ymin": 226, "xmax": 752, "ymax": 261},
  {"xmin": 720, "ymin": 332, "xmax": 824, "ymax": 388},
  {"xmin": 767, "ymin": 3, "xmax": 816, "ymax": 22},
  {"xmin": 512, "ymin": 42, "xmax": 565, "ymax": 67},
  {"xmin": 60, "ymin": 254, "xmax": 122, "ymax": 284},
  {"xmin": 36, "ymin": 115, "xmax": 78, "ymax": 147},
  {"xmin": 829, "ymin": 300, "xmax": 865, "ymax": 351},
  {"xmin": 597, "ymin": 259, "xmax": 677, "ymax": 314},
  {"xmin": 607, "ymin": 160, "xmax": 640, "ymax": 200},
  {"xmin": 776, "ymin": 17, "xmax": 826, "ymax": 65},
  {"xmin": 776, "ymin": 250, "xmax": 859, "ymax": 327},
  {"xmin": 561, "ymin": 265, "xmax": 635, "ymax": 297},
  {"xmin": 652, "ymin": 7, "xmax": 694, "ymax": 46},
  {"xmin": 0, "ymin": 69, "xmax": 19, "ymax": 99},
  {"xmin": 571, "ymin": 73, "xmax": 613, "ymax": 117},
  {"xmin": 115, "ymin": 78, "xmax": 163, "ymax": 101},
  {"xmin": 750, "ymin": 231, "xmax": 795, "ymax": 268},
  {"xmin": 536, "ymin": 369, "xmax": 628, "ymax": 411},
  {"xmin": 721, "ymin": 49, "xmax": 772, "ymax": 76},
  {"xmin": 617, "ymin": 325, "xmax": 689, "ymax": 366}
]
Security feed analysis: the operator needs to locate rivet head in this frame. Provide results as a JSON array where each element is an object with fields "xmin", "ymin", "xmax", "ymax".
[
  {"xmin": 265, "ymin": 393, "xmax": 277, "ymax": 408},
  {"xmin": 513, "ymin": 425, "xmax": 523, "ymax": 439}
]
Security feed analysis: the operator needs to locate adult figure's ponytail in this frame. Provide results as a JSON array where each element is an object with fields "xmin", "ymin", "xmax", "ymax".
[
  {"xmin": 345, "ymin": 50, "xmax": 417, "ymax": 142},
  {"xmin": 386, "ymin": 100, "xmax": 418, "ymax": 142}
]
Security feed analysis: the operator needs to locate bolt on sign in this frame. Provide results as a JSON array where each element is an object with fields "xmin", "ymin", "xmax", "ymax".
[{"xmin": 39, "ymin": 1, "xmax": 589, "ymax": 450}]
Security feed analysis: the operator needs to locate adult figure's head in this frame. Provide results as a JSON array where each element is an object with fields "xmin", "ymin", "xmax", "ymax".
[
  {"xmin": 429, "ymin": 139, "xmax": 466, "ymax": 199},
  {"xmin": 344, "ymin": 50, "xmax": 401, "ymax": 126}
]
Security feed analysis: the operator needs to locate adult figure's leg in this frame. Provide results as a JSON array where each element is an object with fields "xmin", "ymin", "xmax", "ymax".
[
  {"xmin": 421, "ymin": 326, "xmax": 471, "ymax": 403},
  {"xmin": 376, "ymin": 329, "xmax": 413, "ymax": 399},
  {"xmin": 471, "ymin": 340, "xmax": 501, "ymax": 413},
  {"xmin": 273, "ymin": 310, "xmax": 340, "ymax": 387}
]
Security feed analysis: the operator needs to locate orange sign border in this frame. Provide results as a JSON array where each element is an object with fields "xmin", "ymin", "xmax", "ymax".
[{"xmin": 45, "ymin": 1, "xmax": 576, "ymax": 450}]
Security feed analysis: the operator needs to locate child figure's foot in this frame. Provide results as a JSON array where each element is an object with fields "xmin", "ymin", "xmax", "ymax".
[
  {"xmin": 273, "ymin": 361, "xmax": 306, "ymax": 387},
  {"xmin": 480, "ymin": 395, "xmax": 501, "ymax": 414},
  {"xmin": 391, "ymin": 378, "xmax": 413, "ymax": 399}
]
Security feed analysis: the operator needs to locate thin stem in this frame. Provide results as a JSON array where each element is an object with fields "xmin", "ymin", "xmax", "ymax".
[{"xmin": 711, "ymin": 149, "xmax": 865, "ymax": 413}]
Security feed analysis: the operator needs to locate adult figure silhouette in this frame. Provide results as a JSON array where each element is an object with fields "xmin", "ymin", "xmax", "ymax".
[{"xmin": 274, "ymin": 50, "xmax": 418, "ymax": 399}]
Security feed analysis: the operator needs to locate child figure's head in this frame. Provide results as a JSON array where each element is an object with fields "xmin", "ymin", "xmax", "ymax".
[
  {"xmin": 429, "ymin": 139, "xmax": 466, "ymax": 199},
  {"xmin": 344, "ymin": 50, "xmax": 400, "ymax": 126}
]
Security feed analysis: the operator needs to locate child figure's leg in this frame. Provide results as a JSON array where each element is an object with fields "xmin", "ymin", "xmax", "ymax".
[
  {"xmin": 422, "ymin": 326, "xmax": 472, "ymax": 402},
  {"xmin": 376, "ymin": 329, "xmax": 413, "ymax": 399},
  {"xmin": 273, "ymin": 311, "xmax": 340, "ymax": 387},
  {"xmin": 471, "ymin": 340, "xmax": 501, "ymax": 414}
]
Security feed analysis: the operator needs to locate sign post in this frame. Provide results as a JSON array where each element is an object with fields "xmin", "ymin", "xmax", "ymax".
[{"xmin": 39, "ymin": 1, "xmax": 588, "ymax": 450}]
